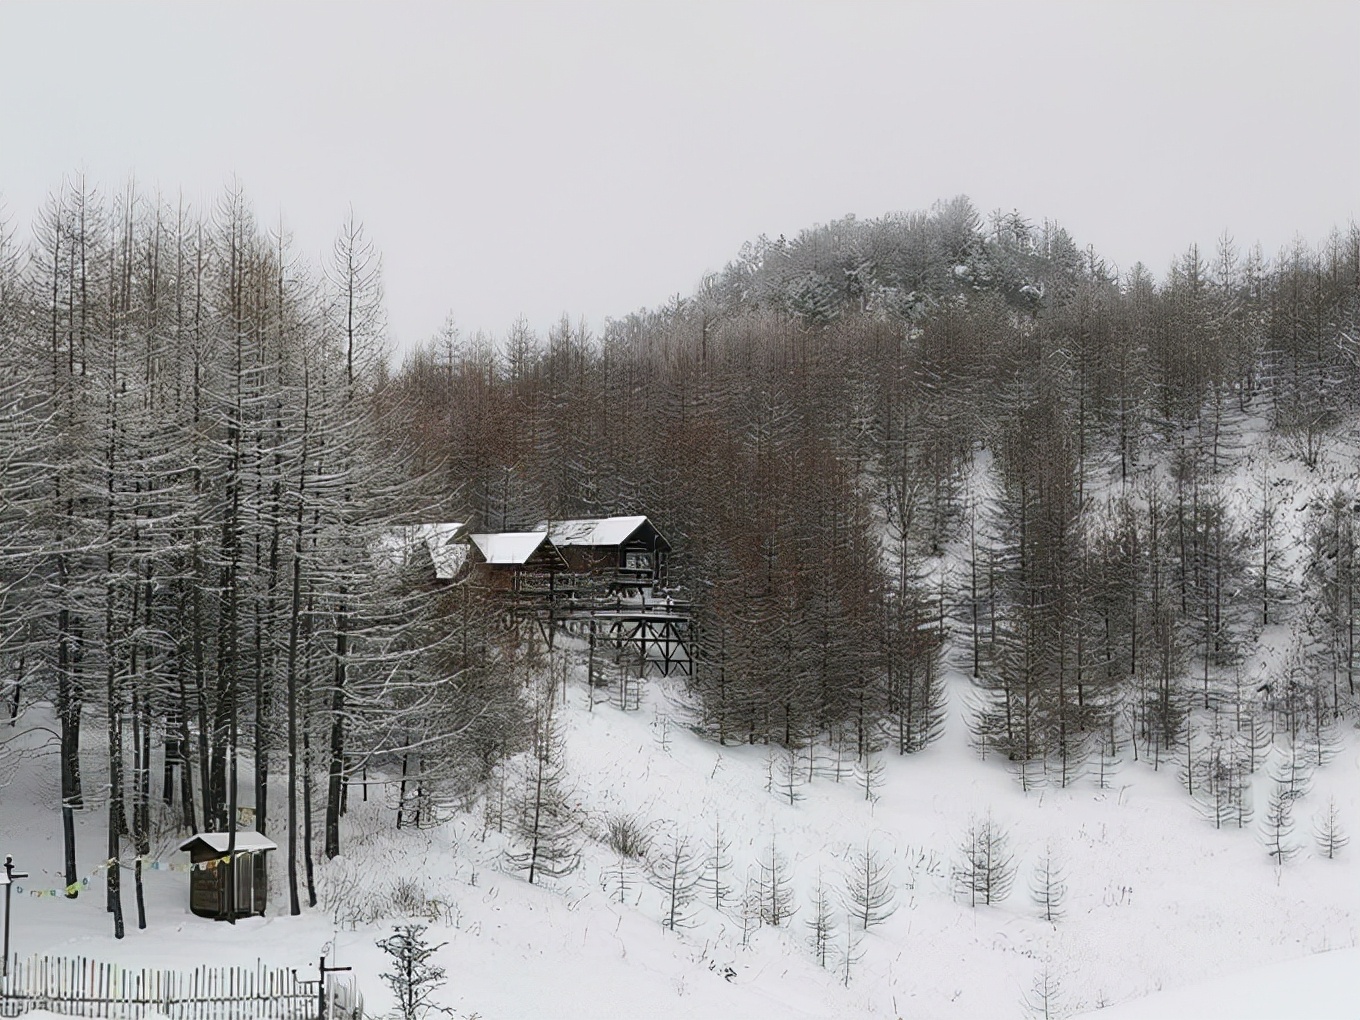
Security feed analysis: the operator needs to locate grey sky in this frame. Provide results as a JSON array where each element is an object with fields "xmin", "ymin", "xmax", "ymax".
[{"xmin": 1, "ymin": 1, "xmax": 1356, "ymax": 353}]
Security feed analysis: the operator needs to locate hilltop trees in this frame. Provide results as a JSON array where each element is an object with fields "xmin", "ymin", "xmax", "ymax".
[{"xmin": 378, "ymin": 200, "xmax": 1360, "ymax": 799}]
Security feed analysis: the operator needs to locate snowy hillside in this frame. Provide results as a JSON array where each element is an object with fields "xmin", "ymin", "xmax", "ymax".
[
  {"xmin": 1071, "ymin": 945, "xmax": 1360, "ymax": 1019},
  {"xmin": 3, "ymin": 432, "xmax": 1360, "ymax": 1019},
  {"xmin": 4, "ymin": 646, "xmax": 1358, "ymax": 1019}
]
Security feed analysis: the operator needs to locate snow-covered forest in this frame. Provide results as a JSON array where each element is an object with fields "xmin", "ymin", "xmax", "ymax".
[
  {"xmin": 1, "ymin": 183, "xmax": 1358, "ymax": 1017},
  {"xmin": 392, "ymin": 195, "xmax": 1360, "ymax": 775}
]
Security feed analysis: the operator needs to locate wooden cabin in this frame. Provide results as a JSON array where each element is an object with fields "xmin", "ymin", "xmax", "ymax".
[
  {"xmin": 178, "ymin": 831, "xmax": 277, "ymax": 920},
  {"xmin": 379, "ymin": 514, "xmax": 672, "ymax": 602},
  {"xmin": 540, "ymin": 516, "xmax": 671, "ymax": 592}
]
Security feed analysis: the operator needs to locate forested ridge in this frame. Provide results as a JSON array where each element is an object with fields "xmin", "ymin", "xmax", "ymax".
[
  {"xmin": 393, "ymin": 196, "xmax": 1360, "ymax": 768},
  {"xmin": 1, "ymin": 183, "xmax": 1358, "ymax": 937}
]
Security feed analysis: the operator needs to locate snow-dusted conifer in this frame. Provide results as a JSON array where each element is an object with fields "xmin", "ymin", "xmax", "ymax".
[
  {"xmin": 777, "ymin": 746, "xmax": 805, "ymax": 806},
  {"xmin": 649, "ymin": 832, "xmax": 700, "ymax": 931},
  {"xmin": 482, "ymin": 763, "xmax": 511, "ymax": 837},
  {"xmin": 697, "ymin": 817, "xmax": 733, "ymax": 912},
  {"xmin": 1270, "ymin": 742, "xmax": 1312, "ymax": 804},
  {"xmin": 754, "ymin": 837, "xmax": 797, "ymax": 926},
  {"xmin": 1261, "ymin": 779, "xmax": 1299, "ymax": 864},
  {"xmin": 505, "ymin": 705, "xmax": 580, "ymax": 884},
  {"xmin": 1094, "ymin": 726, "xmax": 1121, "ymax": 790},
  {"xmin": 738, "ymin": 871, "xmax": 761, "ymax": 949},
  {"xmin": 839, "ymin": 928, "xmax": 864, "ymax": 987},
  {"xmin": 953, "ymin": 812, "xmax": 1016, "ymax": 907},
  {"xmin": 805, "ymin": 869, "xmax": 838, "ymax": 967},
  {"xmin": 1022, "ymin": 962, "xmax": 1065, "ymax": 1020},
  {"xmin": 854, "ymin": 751, "xmax": 885, "ymax": 803},
  {"xmin": 1313, "ymin": 797, "xmax": 1349, "ymax": 859},
  {"xmin": 843, "ymin": 841, "xmax": 897, "ymax": 930},
  {"xmin": 1029, "ymin": 844, "xmax": 1067, "ymax": 923},
  {"xmin": 376, "ymin": 923, "xmax": 449, "ymax": 1020},
  {"xmin": 603, "ymin": 852, "xmax": 638, "ymax": 905}
]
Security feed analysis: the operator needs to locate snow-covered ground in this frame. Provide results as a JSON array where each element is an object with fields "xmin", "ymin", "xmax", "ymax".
[
  {"xmin": 3, "ymin": 432, "xmax": 1359, "ymax": 1018},
  {"xmin": 3, "ymin": 663, "xmax": 1357, "ymax": 1019},
  {"xmin": 1070, "ymin": 945, "xmax": 1360, "ymax": 1019}
]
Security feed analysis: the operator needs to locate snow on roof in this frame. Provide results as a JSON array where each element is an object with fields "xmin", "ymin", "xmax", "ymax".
[
  {"xmin": 420, "ymin": 522, "xmax": 468, "ymax": 579},
  {"xmin": 372, "ymin": 523, "xmax": 467, "ymax": 578},
  {"xmin": 178, "ymin": 830, "xmax": 278, "ymax": 853},
  {"xmin": 540, "ymin": 516, "xmax": 650, "ymax": 548},
  {"xmin": 468, "ymin": 531, "xmax": 548, "ymax": 565}
]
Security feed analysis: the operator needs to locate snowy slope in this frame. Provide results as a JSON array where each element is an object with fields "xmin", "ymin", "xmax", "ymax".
[
  {"xmin": 4, "ymin": 432, "xmax": 1360, "ymax": 1019},
  {"xmin": 1072, "ymin": 946, "xmax": 1360, "ymax": 1019},
  {"xmin": 4, "ymin": 666, "xmax": 1358, "ymax": 1019}
]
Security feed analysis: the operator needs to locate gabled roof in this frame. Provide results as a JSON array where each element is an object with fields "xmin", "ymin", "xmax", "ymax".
[
  {"xmin": 539, "ymin": 515, "xmax": 652, "ymax": 548},
  {"xmin": 372, "ymin": 522, "xmax": 468, "ymax": 580},
  {"xmin": 178, "ymin": 830, "xmax": 278, "ymax": 853},
  {"xmin": 419, "ymin": 522, "xmax": 468, "ymax": 579},
  {"xmin": 468, "ymin": 531, "xmax": 549, "ymax": 565}
]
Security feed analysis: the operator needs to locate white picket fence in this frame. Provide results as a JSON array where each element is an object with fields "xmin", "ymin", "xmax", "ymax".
[{"xmin": 0, "ymin": 957, "xmax": 363, "ymax": 1019}]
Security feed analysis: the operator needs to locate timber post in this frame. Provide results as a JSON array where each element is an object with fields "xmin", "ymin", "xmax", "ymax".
[
  {"xmin": 2, "ymin": 854, "xmax": 29, "ymax": 978},
  {"xmin": 318, "ymin": 947, "xmax": 352, "ymax": 1020}
]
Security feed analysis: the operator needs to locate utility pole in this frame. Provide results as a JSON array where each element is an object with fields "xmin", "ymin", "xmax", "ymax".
[
  {"xmin": 317, "ymin": 947, "xmax": 352, "ymax": 1020},
  {"xmin": 3, "ymin": 854, "xmax": 30, "ymax": 978}
]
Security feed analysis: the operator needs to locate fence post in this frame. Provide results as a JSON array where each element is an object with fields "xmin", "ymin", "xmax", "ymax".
[
  {"xmin": 2, "ymin": 855, "xmax": 29, "ymax": 978},
  {"xmin": 317, "ymin": 954, "xmax": 351, "ymax": 1020}
]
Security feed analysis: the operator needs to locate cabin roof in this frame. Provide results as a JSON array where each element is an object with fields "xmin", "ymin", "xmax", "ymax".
[
  {"xmin": 539, "ymin": 516, "xmax": 653, "ymax": 548},
  {"xmin": 468, "ymin": 531, "xmax": 549, "ymax": 565},
  {"xmin": 178, "ymin": 830, "xmax": 278, "ymax": 854},
  {"xmin": 419, "ymin": 522, "xmax": 469, "ymax": 579},
  {"xmin": 372, "ymin": 522, "xmax": 468, "ymax": 579}
]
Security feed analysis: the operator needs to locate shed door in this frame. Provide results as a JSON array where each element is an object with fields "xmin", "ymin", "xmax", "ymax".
[{"xmin": 234, "ymin": 854, "xmax": 254, "ymax": 913}]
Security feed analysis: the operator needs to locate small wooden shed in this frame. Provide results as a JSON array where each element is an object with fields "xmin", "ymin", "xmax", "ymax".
[{"xmin": 178, "ymin": 831, "xmax": 277, "ymax": 920}]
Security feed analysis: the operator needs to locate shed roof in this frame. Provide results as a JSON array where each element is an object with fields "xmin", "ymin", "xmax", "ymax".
[
  {"xmin": 178, "ymin": 831, "xmax": 278, "ymax": 854},
  {"xmin": 540, "ymin": 516, "xmax": 652, "ymax": 548},
  {"xmin": 468, "ymin": 531, "xmax": 549, "ymax": 565}
]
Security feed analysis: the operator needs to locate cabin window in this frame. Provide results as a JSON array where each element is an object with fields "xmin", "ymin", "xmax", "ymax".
[{"xmin": 625, "ymin": 551, "xmax": 652, "ymax": 572}]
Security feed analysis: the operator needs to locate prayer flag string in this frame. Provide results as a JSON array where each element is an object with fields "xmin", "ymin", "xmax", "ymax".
[{"xmin": 15, "ymin": 854, "xmax": 234, "ymax": 898}]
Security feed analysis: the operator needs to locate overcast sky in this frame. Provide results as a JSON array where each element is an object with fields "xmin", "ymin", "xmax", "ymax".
[{"xmin": 1, "ymin": 1, "xmax": 1356, "ymax": 354}]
